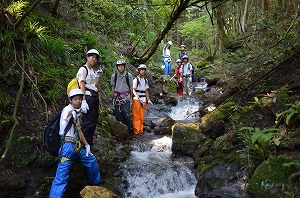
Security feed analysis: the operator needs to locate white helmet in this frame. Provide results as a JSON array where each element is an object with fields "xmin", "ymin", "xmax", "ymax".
[
  {"xmin": 180, "ymin": 44, "xmax": 185, "ymax": 48},
  {"xmin": 86, "ymin": 49, "xmax": 99, "ymax": 56},
  {"xmin": 176, "ymin": 59, "xmax": 182, "ymax": 63},
  {"xmin": 68, "ymin": 88, "xmax": 84, "ymax": 98},
  {"xmin": 138, "ymin": 64, "xmax": 147, "ymax": 70},
  {"xmin": 182, "ymin": 55, "xmax": 189, "ymax": 60},
  {"xmin": 86, "ymin": 49, "xmax": 100, "ymax": 59},
  {"xmin": 116, "ymin": 59, "xmax": 126, "ymax": 66},
  {"xmin": 167, "ymin": 41, "xmax": 172, "ymax": 45}
]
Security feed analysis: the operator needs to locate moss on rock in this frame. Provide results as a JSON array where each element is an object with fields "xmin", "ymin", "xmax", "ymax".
[{"xmin": 246, "ymin": 155, "xmax": 300, "ymax": 198}]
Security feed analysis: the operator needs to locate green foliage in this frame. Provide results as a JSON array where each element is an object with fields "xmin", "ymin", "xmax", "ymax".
[
  {"xmin": 276, "ymin": 101, "xmax": 300, "ymax": 125},
  {"xmin": 237, "ymin": 127, "xmax": 280, "ymax": 169},
  {"xmin": 247, "ymin": 156, "xmax": 298, "ymax": 198},
  {"xmin": 5, "ymin": 0, "xmax": 29, "ymax": 19}
]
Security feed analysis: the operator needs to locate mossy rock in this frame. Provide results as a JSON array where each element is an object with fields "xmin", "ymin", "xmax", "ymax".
[
  {"xmin": 246, "ymin": 155, "xmax": 300, "ymax": 198},
  {"xmin": 80, "ymin": 186, "xmax": 117, "ymax": 198},
  {"xmin": 172, "ymin": 123, "xmax": 207, "ymax": 157},
  {"xmin": 201, "ymin": 101, "xmax": 235, "ymax": 124}
]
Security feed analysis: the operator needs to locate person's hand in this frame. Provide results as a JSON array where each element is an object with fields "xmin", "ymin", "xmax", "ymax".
[
  {"xmin": 148, "ymin": 100, "xmax": 153, "ymax": 105},
  {"xmin": 81, "ymin": 100, "xmax": 89, "ymax": 113},
  {"xmin": 85, "ymin": 145, "xmax": 93, "ymax": 156}
]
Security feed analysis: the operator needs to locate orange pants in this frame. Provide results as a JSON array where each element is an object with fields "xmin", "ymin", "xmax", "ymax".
[{"xmin": 132, "ymin": 100, "xmax": 147, "ymax": 134}]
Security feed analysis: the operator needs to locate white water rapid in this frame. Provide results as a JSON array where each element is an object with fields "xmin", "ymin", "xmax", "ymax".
[
  {"xmin": 169, "ymin": 97, "xmax": 201, "ymax": 121},
  {"xmin": 120, "ymin": 135, "xmax": 197, "ymax": 198}
]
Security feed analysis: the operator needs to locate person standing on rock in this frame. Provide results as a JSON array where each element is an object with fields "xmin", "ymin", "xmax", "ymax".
[
  {"xmin": 76, "ymin": 49, "xmax": 101, "ymax": 152},
  {"xmin": 132, "ymin": 64, "xmax": 153, "ymax": 135},
  {"xmin": 111, "ymin": 59, "xmax": 134, "ymax": 138},
  {"xmin": 180, "ymin": 55, "xmax": 193, "ymax": 95},
  {"xmin": 178, "ymin": 44, "xmax": 188, "ymax": 61},
  {"xmin": 162, "ymin": 41, "xmax": 172, "ymax": 76},
  {"xmin": 49, "ymin": 88, "xmax": 101, "ymax": 198},
  {"xmin": 170, "ymin": 59, "xmax": 183, "ymax": 96}
]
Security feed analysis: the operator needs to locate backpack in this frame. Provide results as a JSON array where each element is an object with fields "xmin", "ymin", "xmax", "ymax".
[
  {"xmin": 43, "ymin": 111, "xmax": 73, "ymax": 156},
  {"xmin": 67, "ymin": 65, "xmax": 88, "ymax": 94},
  {"xmin": 114, "ymin": 71, "xmax": 130, "ymax": 89}
]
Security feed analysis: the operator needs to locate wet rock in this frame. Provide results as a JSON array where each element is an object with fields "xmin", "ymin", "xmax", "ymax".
[
  {"xmin": 80, "ymin": 186, "xmax": 117, "ymax": 198},
  {"xmin": 154, "ymin": 126, "xmax": 172, "ymax": 135},
  {"xmin": 195, "ymin": 161, "xmax": 245, "ymax": 198},
  {"xmin": 106, "ymin": 115, "xmax": 129, "ymax": 141},
  {"xmin": 163, "ymin": 94, "xmax": 178, "ymax": 106},
  {"xmin": 172, "ymin": 124, "xmax": 207, "ymax": 157},
  {"xmin": 150, "ymin": 117, "xmax": 175, "ymax": 128},
  {"xmin": 200, "ymin": 120, "xmax": 225, "ymax": 140}
]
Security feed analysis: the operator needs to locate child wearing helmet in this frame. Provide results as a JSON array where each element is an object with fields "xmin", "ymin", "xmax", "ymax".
[
  {"xmin": 180, "ymin": 55, "xmax": 193, "ymax": 95},
  {"xmin": 49, "ymin": 88, "xmax": 101, "ymax": 197},
  {"xmin": 171, "ymin": 59, "xmax": 183, "ymax": 95},
  {"xmin": 162, "ymin": 41, "xmax": 172, "ymax": 76},
  {"xmin": 132, "ymin": 64, "xmax": 153, "ymax": 135},
  {"xmin": 178, "ymin": 44, "xmax": 188, "ymax": 61},
  {"xmin": 76, "ymin": 49, "xmax": 101, "ymax": 152},
  {"xmin": 110, "ymin": 59, "xmax": 134, "ymax": 137}
]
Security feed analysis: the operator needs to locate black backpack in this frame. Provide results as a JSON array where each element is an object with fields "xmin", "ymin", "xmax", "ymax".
[
  {"xmin": 43, "ymin": 111, "xmax": 73, "ymax": 156},
  {"xmin": 114, "ymin": 71, "xmax": 130, "ymax": 89}
]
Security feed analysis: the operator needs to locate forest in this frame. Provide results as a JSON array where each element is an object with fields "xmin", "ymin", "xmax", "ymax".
[{"xmin": 1, "ymin": 0, "xmax": 300, "ymax": 197}]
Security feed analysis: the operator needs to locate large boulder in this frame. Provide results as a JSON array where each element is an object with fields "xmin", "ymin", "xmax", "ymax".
[
  {"xmin": 200, "ymin": 120, "xmax": 225, "ymax": 140},
  {"xmin": 80, "ymin": 186, "xmax": 117, "ymax": 198},
  {"xmin": 172, "ymin": 123, "xmax": 207, "ymax": 157},
  {"xmin": 195, "ymin": 161, "xmax": 245, "ymax": 198},
  {"xmin": 107, "ymin": 115, "xmax": 128, "ymax": 141}
]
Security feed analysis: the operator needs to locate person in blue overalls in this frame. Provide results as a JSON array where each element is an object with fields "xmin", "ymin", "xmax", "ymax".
[
  {"xmin": 49, "ymin": 88, "xmax": 101, "ymax": 198},
  {"xmin": 162, "ymin": 41, "xmax": 172, "ymax": 76}
]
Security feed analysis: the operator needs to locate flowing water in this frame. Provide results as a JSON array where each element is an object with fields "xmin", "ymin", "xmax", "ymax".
[{"xmin": 119, "ymin": 98, "xmax": 201, "ymax": 198}]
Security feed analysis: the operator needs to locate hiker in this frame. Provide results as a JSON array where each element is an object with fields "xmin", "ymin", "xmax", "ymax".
[
  {"xmin": 49, "ymin": 88, "xmax": 101, "ymax": 198},
  {"xmin": 170, "ymin": 59, "xmax": 183, "ymax": 95},
  {"xmin": 111, "ymin": 59, "xmax": 134, "ymax": 137},
  {"xmin": 162, "ymin": 41, "xmax": 172, "ymax": 76},
  {"xmin": 180, "ymin": 55, "xmax": 193, "ymax": 95},
  {"xmin": 76, "ymin": 49, "xmax": 100, "ymax": 152},
  {"xmin": 178, "ymin": 44, "xmax": 188, "ymax": 61},
  {"xmin": 132, "ymin": 64, "xmax": 153, "ymax": 135}
]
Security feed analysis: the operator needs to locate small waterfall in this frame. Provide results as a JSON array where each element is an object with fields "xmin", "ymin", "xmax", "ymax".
[
  {"xmin": 169, "ymin": 98, "xmax": 201, "ymax": 121},
  {"xmin": 120, "ymin": 136, "xmax": 197, "ymax": 198}
]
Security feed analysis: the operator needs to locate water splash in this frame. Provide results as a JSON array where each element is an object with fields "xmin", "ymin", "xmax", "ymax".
[
  {"xmin": 169, "ymin": 98, "xmax": 201, "ymax": 121},
  {"xmin": 120, "ymin": 136, "xmax": 197, "ymax": 198}
]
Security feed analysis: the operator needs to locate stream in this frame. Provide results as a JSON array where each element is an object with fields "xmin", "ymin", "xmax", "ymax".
[{"xmin": 119, "ymin": 97, "xmax": 201, "ymax": 198}]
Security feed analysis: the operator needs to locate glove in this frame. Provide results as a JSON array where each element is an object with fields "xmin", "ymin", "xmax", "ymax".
[
  {"xmin": 81, "ymin": 100, "xmax": 89, "ymax": 113},
  {"xmin": 148, "ymin": 100, "xmax": 153, "ymax": 105},
  {"xmin": 85, "ymin": 145, "xmax": 93, "ymax": 156}
]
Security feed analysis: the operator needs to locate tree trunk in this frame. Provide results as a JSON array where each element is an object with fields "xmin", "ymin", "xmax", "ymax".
[
  {"xmin": 241, "ymin": 0, "xmax": 249, "ymax": 33},
  {"xmin": 137, "ymin": 1, "xmax": 191, "ymax": 64},
  {"xmin": 213, "ymin": 2, "xmax": 230, "ymax": 51},
  {"xmin": 261, "ymin": 0, "xmax": 269, "ymax": 11},
  {"xmin": 52, "ymin": 0, "xmax": 61, "ymax": 15}
]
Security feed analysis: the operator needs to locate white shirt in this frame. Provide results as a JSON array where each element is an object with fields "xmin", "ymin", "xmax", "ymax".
[
  {"xmin": 76, "ymin": 65, "xmax": 98, "ymax": 93},
  {"xmin": 162, "ymin": 45, "xmax": 171, "ymax": 61},
  {"xmin": 59, "ymin": 104, "xmax": 76, "ymax": 137},
  {"xmin": 133, "ymin": 76, "xmax": 149, "ymax": 103},
  {"xmin": 180, "ymin": 63, "xmax": 193, "ymax": 76}
]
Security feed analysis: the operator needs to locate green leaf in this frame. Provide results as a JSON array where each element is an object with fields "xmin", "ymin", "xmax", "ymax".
[{"xmin": 285, "ymin": 110, "xmax": 298, "ymax": 125}]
